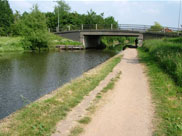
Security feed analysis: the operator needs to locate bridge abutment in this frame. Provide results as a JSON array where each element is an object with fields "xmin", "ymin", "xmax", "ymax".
[{"xmin": 82, "ymin": 35, "xmax": 103, "ymax": 49}]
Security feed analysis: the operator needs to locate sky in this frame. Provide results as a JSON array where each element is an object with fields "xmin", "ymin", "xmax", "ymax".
[{"xmin": 8, "ymin": 0, "xmax": 182, "ymax": 28}]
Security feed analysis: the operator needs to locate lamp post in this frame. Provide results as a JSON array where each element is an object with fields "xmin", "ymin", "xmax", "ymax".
[
  {"xmin": 54, "ymin": 1, "xmax": 59, "ymax": 32},
  {"xmin": 178, "ymin": 0, "xmax": 181, "ymax": 34}
]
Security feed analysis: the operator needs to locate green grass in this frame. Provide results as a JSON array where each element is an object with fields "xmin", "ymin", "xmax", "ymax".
[
  {"xmin": 138, "ymin": 48, "xmax": 182, "ymax": 136},
  {"xmin": 48, "ymin": 33, "xmax": 82, "ymax": 49},
  {"xmin": 78, "ymin": 117, "xmax": 91, "ymax": 124},
  {"xmin": 142, "ymin": 38, "xmax": 182, "ymax": 86},
  {"xmin": 0, "ymin": 34, "xmax": 82, "ymax": 52},
  {"xmin": 69, "ymin": 126, "xmax": 83, "ymax": 136},
  {"xmin": 0, "ymin": 37, "xmax": 24, "ymax": 52},
  {"xmin": 0, "ymin": 54, "xmax": 122, "ymax": 136}
]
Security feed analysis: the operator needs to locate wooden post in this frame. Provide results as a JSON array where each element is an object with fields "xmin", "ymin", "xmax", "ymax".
[
  {"xmin": 96, "ymin": 24, "xmax": 97, "ymax": 30},
  {"xmin": 111, "ymin": 24, "xmax": 113, "ymax": 30}
]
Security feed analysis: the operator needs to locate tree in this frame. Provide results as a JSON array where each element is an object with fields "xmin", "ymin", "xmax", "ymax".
[
  {"xmin": 54, "ymin": 0, "xmax": 71, "ymax": 29},
  {"xmin": 104, "ymin": 16, "xmax": 118, "ymax": 29},
  {"xmin": 45, "ymin": 12, "xmax": 57, "ymax": 30},
  {"xmin": 149, "ymin": 22, "xmax": 163, "ymax": 32},
  {"xmin": 0, "ymin": 0, "xmax": 14, "ymax": 36},
  {"xmin": 20, "ymin": 4, "xmax": 49, "ymax": 51}
]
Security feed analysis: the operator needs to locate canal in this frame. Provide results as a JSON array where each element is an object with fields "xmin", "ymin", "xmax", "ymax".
[{"xmin": 0, "ymin": 50, "xmax": 116, "ymax": 119}]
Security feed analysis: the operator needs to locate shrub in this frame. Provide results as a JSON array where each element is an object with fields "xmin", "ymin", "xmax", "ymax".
[{"xmin": 19, "ymin": 5, "xmax": 49, "ymax": 51}]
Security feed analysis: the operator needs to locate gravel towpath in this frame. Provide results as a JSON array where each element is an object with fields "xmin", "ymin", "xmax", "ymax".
[{"xmin": 81, "ymin": 49, "xmax": 153, "ymax": 136}]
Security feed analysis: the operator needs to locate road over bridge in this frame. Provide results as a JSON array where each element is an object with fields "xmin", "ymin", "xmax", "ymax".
[{"xmin": 54, "ymin": 24, "xmax": 180, "ymax": 48}]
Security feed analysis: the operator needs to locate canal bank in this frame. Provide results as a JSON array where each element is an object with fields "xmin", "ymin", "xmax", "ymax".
[{"xmin": 0, "ymin": 52, "xmax": 122, "ymax": 136}]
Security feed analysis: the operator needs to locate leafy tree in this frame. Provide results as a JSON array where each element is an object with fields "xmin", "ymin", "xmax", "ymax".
[
  {"xmin": 54, "ymin": 0, "xmax": 71, "ymax": 29},
  {"xmin": 20, "ymin": 4, "xmax": 49, "ymax": 51},
  {"xmin": 0, "ymin": 0, "xmax": 14, "ymax": 36},
  {"xmin": 45, "ymin": 12, "xmax": 57, "ymax": 30},
  {"xmin": 104, "ymin": 16, "xmax": 118, "ymax": 29},
  {"xmin": 11, "ymin": 10, "xmax": 21, "ymax": 35},
  {"xmin": 149, "ymin": 22, "xmax": 163, "ymax": 32}
]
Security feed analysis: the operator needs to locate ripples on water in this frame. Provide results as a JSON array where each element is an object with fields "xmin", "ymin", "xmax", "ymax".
[{"xmin": 0, "ymin": 50, "xmax": 116, "ymax": 119}]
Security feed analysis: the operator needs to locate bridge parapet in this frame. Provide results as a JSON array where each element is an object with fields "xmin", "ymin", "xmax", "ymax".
[{"xmin": 52, "ymin": 24, "xmax": 182, "ymax": 35}]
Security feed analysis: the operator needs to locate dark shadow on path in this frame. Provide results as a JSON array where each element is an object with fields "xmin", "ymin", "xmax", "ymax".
[{"xmin": 123, "ymin": 45, "xmax": 138, "ymax": 50}]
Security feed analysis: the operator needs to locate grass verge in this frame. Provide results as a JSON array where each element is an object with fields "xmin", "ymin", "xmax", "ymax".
[
  {"xmin": 0, "ymin": 54, "xmax": 122, "ymax": 136},
  {"xmin": 48, "ymin": 33, "xmax": 82, "ymax": 49},
  {"xmin": 0, "ymin": 37, "xmax": 24, "ymax": 52},
  {"xmin": 69, "ymin": 71, "xmax": 121, "ymax": 136},
  {"xmin": 138, "ymin": 48, "xmax": 182, "ymax": 136},
  {"xmin": 142, "ymin": 38, "xmax": 182, "ymax": 86},
  {"xmin": 0, "ymin": 34, "xmax": 82, "ymax": 52}
]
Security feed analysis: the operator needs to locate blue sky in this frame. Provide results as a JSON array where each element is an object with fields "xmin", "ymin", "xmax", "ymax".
[{"xmin": 9, "ymin": 0, "xmax": 182, "ymax": 27}]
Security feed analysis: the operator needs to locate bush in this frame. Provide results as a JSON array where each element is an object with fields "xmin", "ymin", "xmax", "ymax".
[
  {"xmin": 18, "ymin": 5, "xmax": 49, "ymax": 51},
  {"xmin": 22, "ymin": 31, "xmax": 49, "ymax": 50}
]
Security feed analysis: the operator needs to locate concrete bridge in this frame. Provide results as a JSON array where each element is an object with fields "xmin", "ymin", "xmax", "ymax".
[{"xmin": 54, "ymin": 24, "xmax": 180, "ymax": 48}]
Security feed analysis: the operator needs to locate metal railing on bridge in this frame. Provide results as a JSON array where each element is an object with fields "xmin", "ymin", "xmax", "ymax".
[{"xmin": 50, "ymin": 24, "xmax": 182, "ymax": 34}]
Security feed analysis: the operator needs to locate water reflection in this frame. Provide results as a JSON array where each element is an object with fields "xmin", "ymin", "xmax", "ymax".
[{"xmin": 0, "ymin": 50, "xmax": 116, "ymax": 119}]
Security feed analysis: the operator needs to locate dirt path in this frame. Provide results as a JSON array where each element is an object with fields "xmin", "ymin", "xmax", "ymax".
[
  {"xmin": 81, "ymin": 49, "xmax": 153, "ymax": 136},
  {"xmin": 52, "ymin": 53, "xmax": 122, "ymax": 136}
]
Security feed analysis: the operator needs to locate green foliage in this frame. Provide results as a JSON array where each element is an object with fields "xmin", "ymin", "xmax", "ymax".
[
  {"xmin": 0, "ymin": 37, "xmax": 23, "ymax": 52},
  {"xmin": 101, "ymin": 36, "xmax": 135, "ymax": 52},
  {"xmin": 149, "ymin": 22, "xmax": 163, "ymax": 32},
  {"xmin": 45, "ymin": 12, "xmax": 57, "ymax": 30},
  {"xmin": 48, "ymin": 33, "xmax": 82, "ymax": 48},
  {"xmin": 0, "ymin": 0, "xmax": 14, "ymax": 36},
  {"xmin": 69, "ymin": 126, "xmax": 83, "ymax": 136},
  {"xmin": 46, "ymin": 3, "xmax": 118, "ymax": 30},
  {"xmin": 18, "ymin": 5, "xmax": 49, "ymax": 50},
  {"xmin": 142, "ymin": 38, "xmax": 182, "ymax": 86},
  {"xmin": 0, "ymin": 0, "xmax": 119, "ymax": 50},
  {"xmin": 55, "ymin": 0, "xmax": 71, "ymax": 14},
  {"xmin": 138, "ymin": 48, "xmax": 182, "ymax": 136},
  {"xmin": 78, "ymin": 117, "xmax": 91, "ymax": 124}
]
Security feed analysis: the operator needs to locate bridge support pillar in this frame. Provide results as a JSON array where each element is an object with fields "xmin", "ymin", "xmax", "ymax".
[{"xmin": 138, "ymin": 34, "xmax": 143, "ymax": 47}]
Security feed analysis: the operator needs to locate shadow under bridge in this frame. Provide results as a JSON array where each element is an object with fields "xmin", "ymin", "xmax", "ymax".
[{"xmin": 56, "ymin": 30, "xmax": 143, "ymax": 49}]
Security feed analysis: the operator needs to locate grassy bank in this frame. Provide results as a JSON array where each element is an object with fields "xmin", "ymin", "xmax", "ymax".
[
  {"xmin": 0, "ymin": 37, "xmax": 24, "ymax": 52},
  {"xmin": 0, "ymin": 33, "xmax": 82, "ymax": 52},
  {"xmin": 48, "ymin": 34, "xmax": 82, "ymax": 49},
  {"xmin": 138, "ymin": 38, "xmax": 182, "ymax": 135},
  {"xmin": 0, "ymin": 54, "xmax": 122, "ymax": 136},
  {"xmin": 142, "ymin": 38, "xmax": 182, "ymax": 86}
]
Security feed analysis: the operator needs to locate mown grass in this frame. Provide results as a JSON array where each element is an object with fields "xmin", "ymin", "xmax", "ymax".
[
  {"xmin": 48, "ymin": 33, "xmax": 82, "ymax": 49},
  {"xmin": 0, "ymin": 33, "xmax": 82, "ymax": 52},
  {"xmin": 0, "ymin": 37, "xmax": 24, "ymax": 52},
  {"xmin": 142, "ymin": 38, "xmax": 182, "ymax": 86},
  {"xmin": 0, "ymin": 54, "xmax": 122, "ymax": 136},
  {"xmin": 138, "ymin": 48, "xmax": 182, "ymax": 136}
]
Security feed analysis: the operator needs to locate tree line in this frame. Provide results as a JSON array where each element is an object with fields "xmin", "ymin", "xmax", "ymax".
[
  {"xmin": 0, "ymin": 0, "xmax": 118, "ymax": 36},
  {"xmin": 0, "ymin": 0, "xmax": 119, "ymax": 50}
]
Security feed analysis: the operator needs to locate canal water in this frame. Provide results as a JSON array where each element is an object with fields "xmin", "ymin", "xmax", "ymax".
[{"xmin": 0, "ymin": 50, "xmax": 116, "ymax": 119}]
